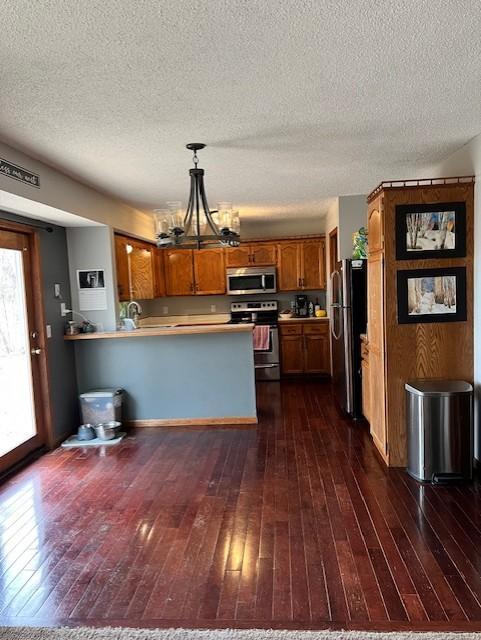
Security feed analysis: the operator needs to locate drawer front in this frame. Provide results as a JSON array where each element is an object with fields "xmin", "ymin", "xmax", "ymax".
[
  {"xmin": 279, "ymin": 324, "xmax": 303, "ymax": 336},
  {"xmin": 303, "ymin": 322, "xmax": 329, "ymax": 335}
]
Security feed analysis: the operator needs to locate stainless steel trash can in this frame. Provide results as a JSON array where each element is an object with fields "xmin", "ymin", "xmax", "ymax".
[{"xmin": 405, "ymin": 380, "xmax": 473, "ymax": 483}]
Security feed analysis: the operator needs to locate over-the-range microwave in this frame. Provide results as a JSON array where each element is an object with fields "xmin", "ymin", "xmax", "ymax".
[{"xmin": 226, "ymin": 267, "xmax": 277, "ymax": 295}]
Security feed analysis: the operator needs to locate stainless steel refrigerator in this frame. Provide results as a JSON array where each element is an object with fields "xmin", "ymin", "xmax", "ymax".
[{"xmin": 330, "ymin": 259, "xmax": 367, "ymax": 418}]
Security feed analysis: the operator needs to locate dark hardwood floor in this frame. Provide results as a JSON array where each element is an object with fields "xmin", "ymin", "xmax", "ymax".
[{"xmin": 1, "ymin": 380, "xmax": 481, "ymax": 631}]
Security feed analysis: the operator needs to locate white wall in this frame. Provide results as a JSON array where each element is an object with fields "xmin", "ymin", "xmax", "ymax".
[
  {"xmin": 241, "ymin": 216, "xmax": 325, "ymax": 239},
  {"xmin": 0, "ymin": 141, "xmax": 154, "ymax": 239},
  {"xmin": 431, "ymin": 133, "xmax": 481, "ymax": 459}
]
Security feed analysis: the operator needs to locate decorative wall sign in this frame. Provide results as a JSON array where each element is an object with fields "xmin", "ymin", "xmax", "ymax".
[
  {"xmin": 395, "ymin": 202, "xmax": 466, "ymax": 260},
  {"xmin": 0, "ymin": 158, "xmax": 40, "ymax": 188},
  {"xmin": 397, "ymin": 266, "xmax": 467, "ymax": 324}
]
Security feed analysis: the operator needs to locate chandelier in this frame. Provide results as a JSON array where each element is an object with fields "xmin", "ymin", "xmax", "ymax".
[{"xmin": 155, "ymin": 143, "xmax": 240, "ymax": 249}]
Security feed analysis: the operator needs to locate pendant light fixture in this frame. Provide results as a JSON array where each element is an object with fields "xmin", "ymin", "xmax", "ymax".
[{"xmin": 155, "ymin": 143, "xmax": 240, "ymax": 249}]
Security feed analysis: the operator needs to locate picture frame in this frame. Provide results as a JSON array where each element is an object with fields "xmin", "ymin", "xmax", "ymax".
[
  {"xmin": 395, "ymin": 202, "xmax": 466, "ymax": 260},
  {"xmin": 397, "ymin": 267, "xmax": 467, "ymax": 324}
]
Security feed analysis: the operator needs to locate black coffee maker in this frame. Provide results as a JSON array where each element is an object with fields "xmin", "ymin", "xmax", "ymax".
[{"xmin": 295, "ymin": 294, "xmax": 308, "ymax": 317}]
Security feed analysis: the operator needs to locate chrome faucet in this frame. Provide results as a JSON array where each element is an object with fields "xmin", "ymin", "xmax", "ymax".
[{"xmin": 126, "ymin": 300, "xmax": 142, "ymax": 328}]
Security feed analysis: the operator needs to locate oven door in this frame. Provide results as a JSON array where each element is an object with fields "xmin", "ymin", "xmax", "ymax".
[
  {"xmin": 226, "ymin": 268, "xmax": 277, "ymax": 295},
  {"xmin": 254, "ymin": 326, "xmax": 280, "ymax": 380}
]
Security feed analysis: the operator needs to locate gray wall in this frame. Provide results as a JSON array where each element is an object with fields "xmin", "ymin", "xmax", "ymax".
[
  {"xmin": 338, "ymin": 195, "xmax": 367, "ymax": 259},
  {"xmin": 67, "ymin": 226, "xmax": 117, "ymax": 331},
  {"xmin": 0, "ymin": 210, "xmax": 78, "ymax": 442},
  {"xmin": 74, "ymin": 332, "xmax": 257, "ymax": 421}
]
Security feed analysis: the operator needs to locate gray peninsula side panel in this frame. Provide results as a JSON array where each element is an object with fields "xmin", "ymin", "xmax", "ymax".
[{"xmin": 74, "ymin": 331, "xmax": 256, "ymax": 421}]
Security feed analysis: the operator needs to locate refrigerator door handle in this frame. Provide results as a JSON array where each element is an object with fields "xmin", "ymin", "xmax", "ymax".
[{"xmin": 331, "ymin": 304, "xmax": 343, "ymax": 341}]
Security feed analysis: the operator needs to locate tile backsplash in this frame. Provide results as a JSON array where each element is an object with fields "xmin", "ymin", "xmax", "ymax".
[{"xmin": 139, "ymin": 290, "xmax": 327, "ymax": 318}]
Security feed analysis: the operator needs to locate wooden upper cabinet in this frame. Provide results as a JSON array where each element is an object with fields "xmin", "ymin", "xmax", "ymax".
[
  {"xmin": 278, "ymin": 239, "xmax": 326, "ymax": 291},
  {"xmin": 368, "ymin": 198, "xmax": 383, "ymax": 254},
  {"xmin": 114, "ymin": 234, "xmax": 157, "ymax": 301},
  {"xmin": 153, "ymin": 248, "xmax": 166, "ymax": 298},
  {"xmin": 130, "ymin": 243, "xmax": 155, "ymax": 300},
  {"xmin": 114, "ymin": 234, "xmax": 131, "ymax": 302},
  {"xmin": 193, "ymin": 248, "xmax": 226, "ymax": 295},
  {"xmin": 277, "ymin": 242, "xmax": 301, "ymax": 290},
  {"xmin": 225, "ymin": 242, "xmax": 277, "ymax": 267},
  {"xmin": 164, "ymin": 249, "xmax": 194, "ymax": 296},
  {"xmin": 250, "ymin": 243, "xmax": 277, "ymax": 265},
  {"xmin": 225, "ymin": 246, "xmax": 251, "ymax": 267},
  {"xmin": 302, "ymin": 240, "xmax": 326, "ymax": 290}
]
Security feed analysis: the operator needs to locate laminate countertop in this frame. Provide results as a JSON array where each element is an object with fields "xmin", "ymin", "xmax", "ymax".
[
  {"xmin": 65, "ymin": 323, "xmax": 253, "ymax": 341},
  {"xmin": 278, "ymin": 316, "xmax": 329, "ymax": 322}
]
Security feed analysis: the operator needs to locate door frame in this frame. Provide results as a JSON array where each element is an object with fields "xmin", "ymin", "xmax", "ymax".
[
  {"xmin": 0, "ymin": 217, "xmax": 54, "ymax": 473},
  {"xmin": 329, "ymin": 226, "xmax": 339, "ymax": 276}
]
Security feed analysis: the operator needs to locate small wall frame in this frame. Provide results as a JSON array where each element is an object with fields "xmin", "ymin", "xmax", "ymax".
[
  {"xmin": 395, "ymin": 201, "xmax": 466, "ymax": 260},
  {"xmin": 397, "ymin": 266, "xmax": 467, "ymax": 324}
]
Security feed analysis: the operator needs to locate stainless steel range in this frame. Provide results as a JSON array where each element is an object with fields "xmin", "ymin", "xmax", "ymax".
[{"xmin": 230, "ymin": 300, "xmax": 280, "ymax": 381}]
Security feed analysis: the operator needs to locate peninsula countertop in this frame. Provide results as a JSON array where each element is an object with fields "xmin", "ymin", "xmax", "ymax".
[{"xmin": 65, "ymin": 323, "xmax": 253, "ymax": 341}]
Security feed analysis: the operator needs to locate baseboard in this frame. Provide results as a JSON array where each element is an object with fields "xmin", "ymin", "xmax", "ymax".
[{"xmin": 127, "ymin": 416, "xmax": 258, "ymax": 427}]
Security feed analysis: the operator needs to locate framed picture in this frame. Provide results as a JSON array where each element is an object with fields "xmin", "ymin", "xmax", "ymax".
[
  {"xmin": 395, "ymin": 202, "xmax": 466, "ymax": 260},
  {"xmin": 397, "ymin": 267, "xmax": 467, "ymax": 324}
]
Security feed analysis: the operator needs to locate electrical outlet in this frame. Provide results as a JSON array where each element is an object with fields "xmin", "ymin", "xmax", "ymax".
[
  {"xmin": 60, "ymin": 302, "xmax": 70, "ymax": 317},
  {"xmin": 54, "ymin": 283, "xmax": 61, "ymax": 298},
  {"xmin": 163, "ymin": 306, "xmax": 168, "ymax": 314},
  {"xmin": 210, "ymin": 305, "xmax": 216, "ymax": 313}
]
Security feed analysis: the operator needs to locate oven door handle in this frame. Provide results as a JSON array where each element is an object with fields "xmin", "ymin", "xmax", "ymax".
[{"xmin": 254, "ymin": 364, "xmax": 278, "ymax": 369}]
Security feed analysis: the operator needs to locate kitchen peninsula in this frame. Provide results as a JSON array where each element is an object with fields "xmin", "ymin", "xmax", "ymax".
[{"xmin": 66, "ymin": 323, "xmax": 257, "ymax": 425}]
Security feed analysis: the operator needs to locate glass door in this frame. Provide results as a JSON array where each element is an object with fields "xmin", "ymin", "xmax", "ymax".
[{"xmin": 0, "ymin": 228, "xmax": 46, "ymax": 472}]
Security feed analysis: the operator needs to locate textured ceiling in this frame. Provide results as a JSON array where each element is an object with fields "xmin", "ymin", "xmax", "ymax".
[{"xmin": 1, "ymin": 1, "xmax": 481, "ymax": 222}]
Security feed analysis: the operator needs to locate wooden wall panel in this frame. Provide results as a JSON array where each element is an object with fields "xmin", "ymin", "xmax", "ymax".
[{"xmin": 383, "ymin": 183, "xmax": 474, "ymax": 466}]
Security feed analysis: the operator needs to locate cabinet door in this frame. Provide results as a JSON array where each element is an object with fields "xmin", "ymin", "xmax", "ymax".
[
  {"xmin": 302, "ymin": 240, "xmax": 326, "ymax": 290},
  {"xmin": 114, "ymin": 234, "xmax": 131, "ymax": 302},
  {"xmin": 225, "ymin": 246, "xmax": 251, "ymax": 267},
  {"xmin": 193, "ymin": 248, "xmax": 226, "ymax": 295},
  {"xmin": 280, "ymin": 335, "xmax": 304, "ymax": 374},
  {"xmin": 153, "ymin": 248, "xmax": 166, "ymax": 298},
  {"xmin": 130, "ymin": 242, "xmax": 155, "ymax": 300},
  {"xmin": 361, "ymin": 358, "xmax": 370, "ymax": 423},
  {"xmin": 277, "ymin": 242, "xmax": 301, "ymax": 291},
  {"xmin": 304, "ymin": 333, "xmax": 330, "ymax": 374},
  {"xmin": 164, "ymin": 249, "xmax": 194, "ymax": 296},
  {"xmin": 367, "ymin": 253, "xmax": 387, "ymax": 457},
  {"xmin": 251, "ymin": 243, "xmax": 277, "ymax": 266}
]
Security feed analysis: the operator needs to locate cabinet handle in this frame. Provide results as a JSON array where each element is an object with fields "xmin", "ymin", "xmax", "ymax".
[{"xmin": 298, "ymin": 277, "xmax": 301, "ymax": 287}]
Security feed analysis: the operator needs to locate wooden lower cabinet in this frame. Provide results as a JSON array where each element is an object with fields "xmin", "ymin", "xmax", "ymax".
[
  {"xmin": 361, "ymin": 356, "xmax": 370, "ymax": 423},
  {"xmin": 304, "ymin": 333, "xmax": 329, "ymax": 374},
  {"xmin": 280, "ymin": 335, "xmax": 305, "ymax": 374},
  {"xmin": 280, "ymin": 321, "xmax": 330, "ymax": 375}
]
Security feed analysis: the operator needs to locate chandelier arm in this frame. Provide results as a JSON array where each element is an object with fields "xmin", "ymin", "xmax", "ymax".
[
  {"xmin": 198, "ymin": 174, "xmax": 221, "ymax": 235},
  {"xmin": 183, "ymin": 172, "xmax": 196, "ymax": 234},
  {"xmin": 195, "ymin": 174, "xmax": 201, "ymax": 249}
]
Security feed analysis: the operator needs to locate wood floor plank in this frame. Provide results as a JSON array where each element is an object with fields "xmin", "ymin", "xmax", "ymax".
[{"xmin": 1, "ymin": 380, "xmax": 481, "ymax": 632}]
